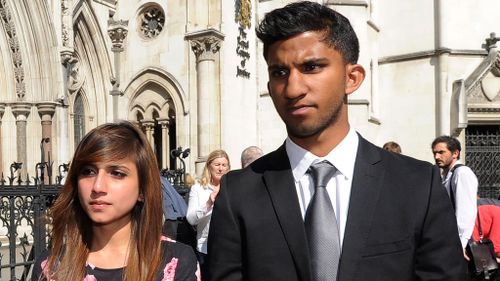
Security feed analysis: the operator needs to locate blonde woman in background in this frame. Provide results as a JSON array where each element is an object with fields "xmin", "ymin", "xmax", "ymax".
[{"xmin": 186, "ymin": 150, "xmax": 230, "ymax": 279}]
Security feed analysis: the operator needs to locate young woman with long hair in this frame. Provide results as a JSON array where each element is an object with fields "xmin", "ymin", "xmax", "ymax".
[{"xmin": 32, "ymin": 121, "xmax": 199, "ymax": 281}]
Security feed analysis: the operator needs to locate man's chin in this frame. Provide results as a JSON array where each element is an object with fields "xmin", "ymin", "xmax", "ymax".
[{"xmin": 286, "ymin": 124, "xmax": 323, "ymax": 139}]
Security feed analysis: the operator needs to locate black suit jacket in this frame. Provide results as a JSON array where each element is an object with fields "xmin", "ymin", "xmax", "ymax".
[{"xmin": 208, "ymin": 136, "xmax": 466, "ymax": 281}]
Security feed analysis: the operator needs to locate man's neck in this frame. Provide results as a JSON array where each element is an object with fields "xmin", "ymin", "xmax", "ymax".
[
  {"xmin": 290, "ymin": 123, "xmax": 350, "ymax": 157},
  {"xmin": 443, "ymin": 160, "xmax": 459, "ymax": 176}
]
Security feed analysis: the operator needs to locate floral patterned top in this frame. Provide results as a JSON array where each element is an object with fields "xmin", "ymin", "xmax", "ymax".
[{"xmin": 31, "ymin": 237, "xmax": 201, "ymax": 281}]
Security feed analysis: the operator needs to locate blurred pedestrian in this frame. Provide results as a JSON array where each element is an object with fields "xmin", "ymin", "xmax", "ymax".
[
  {"xmin": 241, "ymin": 146, "xmax": 264, "ymax": 168},
  {"xmin": 432, "ymin": 135, "xmax": 478, "ymax": 258},
  {"xmin": 187, "ymin": 150, "xmax": 230, "ymax": 279},
  {"xmin": 383, "ymin": 141, "xmax": 402, "ymax": 154}
]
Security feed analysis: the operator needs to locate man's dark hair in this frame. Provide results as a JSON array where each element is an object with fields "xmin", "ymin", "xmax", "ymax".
[
  {"xmin": 256, "ymin": 1, "xmax": 359, "ymax": 64},
  {"xmin": 432, "ymin": 135, "xmax": 462, "ymax": 159}
]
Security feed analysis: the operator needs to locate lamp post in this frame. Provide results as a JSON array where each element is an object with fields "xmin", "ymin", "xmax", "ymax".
[
  {"xmin": 9, "ymin": 162, "xmax": 22, "ymax": 185},
  {"xmin": 40, "ymin": 138, "xmax": 50, "ymax": 183},
  {"xmin": 56, "ymin": 162, "xmax": 70, "ymax": 184},
  {"xmin": 170, "ymin": 147, "xmax": 190, "ymax": 186}
]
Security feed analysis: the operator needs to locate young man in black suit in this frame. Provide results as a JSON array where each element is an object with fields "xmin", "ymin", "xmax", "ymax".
[{"xmin": 208, "ymin": 2, "xmax": 466, "ymax": 280}]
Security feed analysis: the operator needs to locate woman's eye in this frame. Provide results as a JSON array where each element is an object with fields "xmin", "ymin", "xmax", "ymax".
[
  {"xmin": 80, "ymin": 167, "xmax": 96, "ymax": 176},
  {"xmin": 110, "ymin": 170, "xmax": 126, "ymax": 178}
]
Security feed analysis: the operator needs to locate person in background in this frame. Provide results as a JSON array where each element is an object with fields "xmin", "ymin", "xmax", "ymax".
[
  {"xmin": 432, "ymin": 135, "xmax": 478, "ymax": 258},
  {"xmin": 161, "ymin": 176, "xmax": 188, "ymax": 240},
  {"xmin": 468, "ymin": 197, "xmax": 500, "ymax": 281},
  {"xmin": 473, "ymin": 198, "xmax": 500, "ymax": 262},
  {"xmin": 187, "ymin": 150, "xmax": 230, "ymax": 280},
  {"xmin": 185, "ymin": 173, "xmax": 196, "ymax": 188},
  {"xmin": 240, "ymin": 146, "xmax": 264, "ymax": 168},
  {"xmin": 382, "ymin": 141, "xmax": 402, "ymax": 154},
  {"xmin": 31, "ymin": 121, "xmax": 199, "ymax": 281},
  {"xmin": 208, "ymin": 2, "xmax": 465, "ymax": 281}
]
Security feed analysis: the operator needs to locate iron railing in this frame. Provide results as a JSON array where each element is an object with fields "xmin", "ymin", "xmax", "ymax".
[
  {"xmin": 0, "ymin": 161, "xmax": 67, "ymax": 281},
  {"xmin": 466, "ymin": 125, "xmax": 500, "ymax": 199}
]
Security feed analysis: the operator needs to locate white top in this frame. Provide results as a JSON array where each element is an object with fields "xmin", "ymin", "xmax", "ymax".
[
  {"xmin": 186, "ymin": 182, "xmax": 214, "ymax": 254},
  {"xmin": 285, "ymin": 128, "xmax": 359, "ymax": 247},
  {"xmin": 442, "ymin": 161, "xmax": 478, "ymax": 248}
]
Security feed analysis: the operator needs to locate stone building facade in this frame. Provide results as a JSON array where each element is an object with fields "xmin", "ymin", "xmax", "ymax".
[{"xmin": 0, "ymin": 0, "xmax": 499, "ymax": 196}]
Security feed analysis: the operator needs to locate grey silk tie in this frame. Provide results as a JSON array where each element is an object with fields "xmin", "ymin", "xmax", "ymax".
[{"xmin": 305, "ymin": 161, "xmax": 341, "ymax": 281}]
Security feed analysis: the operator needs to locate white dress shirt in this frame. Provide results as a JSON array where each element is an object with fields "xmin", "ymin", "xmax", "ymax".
[
  {"xmin": 186, "ymin": 182, "xmax": 214, "ymax": 254},
  {"xmin": 286, "ymin": 128, "xmax": 359, "ymax": 247},
  {"xmin": 442, "ymin": 161, "xmax": 478, "ymax": 248}
]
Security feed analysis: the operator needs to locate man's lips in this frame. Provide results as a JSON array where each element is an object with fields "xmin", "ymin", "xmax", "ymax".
[{"xmin": 288, "ymin": 104, "xmax": 313, "ymax": 115}]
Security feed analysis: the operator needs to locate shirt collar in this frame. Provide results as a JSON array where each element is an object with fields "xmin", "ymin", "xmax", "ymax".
[{"xmin": 286, "ymin": 127, "xmax": 359, "ymax": 182}]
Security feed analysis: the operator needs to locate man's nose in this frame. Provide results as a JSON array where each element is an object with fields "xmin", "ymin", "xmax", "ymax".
[{"xmin": 284, "ymin": 70, "xmax": 307, "ymax": 99}]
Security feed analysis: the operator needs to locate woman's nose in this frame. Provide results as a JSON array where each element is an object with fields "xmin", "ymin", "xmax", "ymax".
[{"xmin": 92, "ymin": 171, "xmax": 107, "ymax": 193}]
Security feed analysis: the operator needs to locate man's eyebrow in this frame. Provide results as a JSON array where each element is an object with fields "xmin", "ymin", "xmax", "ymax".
[
  {"xmin": 302, "ymin": 57, "xmax": 329, "ymax": 64},
  {"xmin": 267, "ymin": 63, "xmax": 285, "ymax": 70}
]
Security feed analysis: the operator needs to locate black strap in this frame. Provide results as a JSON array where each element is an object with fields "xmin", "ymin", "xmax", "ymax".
[
  {"xmin": 448, "ymin": 164, "xmax": 464, "ymax": 210},
  {"xmin": 476, "ymin": 209, "xmax": 484, "ymax": 241}
]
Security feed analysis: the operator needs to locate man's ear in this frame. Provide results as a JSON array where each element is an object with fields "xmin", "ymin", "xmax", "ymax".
[
  {"xmin": 452, "ymin": 150, "xmax": 460, "ymax": 160},
  {"xmin": 345, "ymin": 64, "xmax": 365, "ymax": 95}
]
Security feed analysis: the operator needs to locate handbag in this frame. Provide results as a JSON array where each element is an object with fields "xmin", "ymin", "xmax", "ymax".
[{"xmin": 466, "ymin": 211, "xmax": 499, "ymax": 280}]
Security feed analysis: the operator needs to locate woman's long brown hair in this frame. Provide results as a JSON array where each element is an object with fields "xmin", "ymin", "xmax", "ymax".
[{"xmin": 45, "ymin": 121, "xmax": 163, "ymax": 281}]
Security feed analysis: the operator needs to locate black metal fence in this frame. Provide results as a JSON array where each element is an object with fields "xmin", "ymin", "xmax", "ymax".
[
  {"xmin": 466, "ymin": 125, "xmax": 500, "ymax": 199},
  {"xmin": 0, "ymin": 161, "xmax": 67, "ymax": 281}
]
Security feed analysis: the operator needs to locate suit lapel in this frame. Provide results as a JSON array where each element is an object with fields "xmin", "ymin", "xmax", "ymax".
[
  {"xmin": 263, "ymin": 145, "xmax": 311, "ymax": 281},
  {"xmin": 338, "ymin": 136, "xmax": 385, "ymax": 281}
]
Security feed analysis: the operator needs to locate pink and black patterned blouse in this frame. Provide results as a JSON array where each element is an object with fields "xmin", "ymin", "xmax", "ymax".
[{"xmin": 31, "ymin": 237, "xmax": 201, "ymax": 281}]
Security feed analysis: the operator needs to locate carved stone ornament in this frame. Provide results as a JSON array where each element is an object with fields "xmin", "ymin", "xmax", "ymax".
[
  {"xmin": 138, "ymin": 6, "xmax": 165, "ymax": 39},
  {"xmin": 235, "ymin": 0, "xmax": 252, "ymax": 29},
  {"xmin": 68, "ymin": 58, "xmax": 85, "ymax": 94},
  {"xmin": 190, "ymin": 37, "xmax": 222, "ymax": 61},
  {"xmin": 185, "ymin": 29, "xmax": 225, "ymax": 62},
  {"xmin": 62, "ymin": 23, "xmax": 70, "ymax": 47},
  {"xmin": 481, "ymin": 72, "xmax": 500, "ymax": 101},
  {"xmin": 0, "ymin": 0, "xmax": 25, "ymax": 99},
  {"xmin": 61, "ymin": 0, "xmax": 70, "ymax": 16},
  {"xmin": 108, "ymin": 19, "xmax": 129, "ymax": 50}
]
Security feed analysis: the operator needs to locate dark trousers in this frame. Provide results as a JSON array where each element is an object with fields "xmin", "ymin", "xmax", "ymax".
[{"xmin": 196, "ymin": 251, "xmax": 210, "ymax": 281}]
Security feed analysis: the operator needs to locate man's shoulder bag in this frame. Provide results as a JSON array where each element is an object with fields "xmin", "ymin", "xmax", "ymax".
[{"xmin": 466, "ymin": 211, "xmax": 499, "ymax": 280}]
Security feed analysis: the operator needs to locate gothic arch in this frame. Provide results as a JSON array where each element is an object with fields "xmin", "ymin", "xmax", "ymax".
[
  {"xmin": 72, "ymin": 0, "xmax": 113, "ymax": 125},
  {"xmin": 0, "ymin": 19, "xmax": 14, "ymax": 101},
  {"xmin": 124, "ymin": 67, "xmax": 188, "ymax": 169},
  {"xmin": 67, "ymin": 88, "xmax": 91, "ymax": 149},
  {"xmin": 18, "ymin": 0, "xmax": 60, "ymax": 102},
  {"xmin": 123, "ymin": 67, "xmax": 188, "ymax": 116}
]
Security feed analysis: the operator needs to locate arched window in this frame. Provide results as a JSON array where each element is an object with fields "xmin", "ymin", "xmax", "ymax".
[{"xmin": 73, "ymin": 93, "xmax": 85, "ymax": 146}]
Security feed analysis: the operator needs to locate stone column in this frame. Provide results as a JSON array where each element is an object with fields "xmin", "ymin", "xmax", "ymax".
[
  {"xmin": 108, "ymin": 19, "xmax": 128, "ymax": 121},
  {"xmin": 158, "ymin": 118, "xmax": 170, "ymax": 169},
  {"xmin": 37, "ymin": 102, "xmax": 57, "ymax": 183},
  {"xmin": 11, "ymin": 102, "xmax": 31, "ymax": 176},
  {"xmin": 141, "ymin": 120, "xmax": 155, "ymax": 150},
  {"xmin": 0, "ymin": 103, "xmax": 5, "ymax": 173},
  {"xmin": 185, "ymin": 29, "xmax": 224, "ymax": 175}
]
